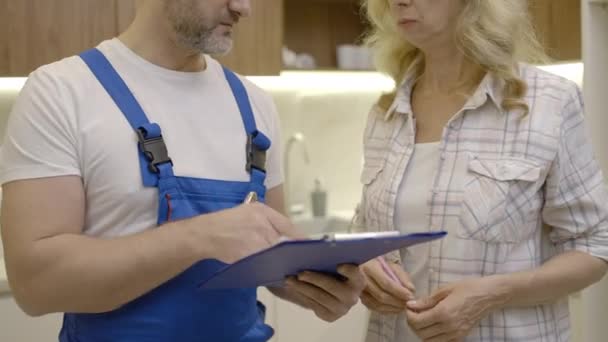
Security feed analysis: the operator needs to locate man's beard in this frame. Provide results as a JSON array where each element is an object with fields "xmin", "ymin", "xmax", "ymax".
[
  {"xmin": 166, "ymin": 2, "xmax": 234, "ymax": 55},
  {"xmin": 174, "ymin": 24, "xmax": 233, "ymax": 56}
]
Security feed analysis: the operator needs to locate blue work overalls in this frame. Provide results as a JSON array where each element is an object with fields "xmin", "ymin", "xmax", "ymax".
[{"xmin": 58, "ymin": 49, "xmax": 274, "ymax": 341}]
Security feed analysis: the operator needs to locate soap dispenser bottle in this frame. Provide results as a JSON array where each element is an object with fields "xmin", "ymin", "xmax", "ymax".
[{"xmin": 311, "ymin": 178, "xmax": 327, "ymax": 217}]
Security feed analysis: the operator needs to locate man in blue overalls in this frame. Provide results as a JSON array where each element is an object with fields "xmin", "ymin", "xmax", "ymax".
[{"xmin": 0, "ymin": 0, "xmax": 366, "ymax": 340}]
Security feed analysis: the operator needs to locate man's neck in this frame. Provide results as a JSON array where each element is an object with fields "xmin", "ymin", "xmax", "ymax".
[{"xmin": 118, "ymin": 5, "xmax": 206, "ymax": 72}]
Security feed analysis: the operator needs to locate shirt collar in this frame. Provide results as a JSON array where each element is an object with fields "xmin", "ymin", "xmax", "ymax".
[{"xmin": 388, "ymin": 66, "xmax": 506, "ymax": 120}]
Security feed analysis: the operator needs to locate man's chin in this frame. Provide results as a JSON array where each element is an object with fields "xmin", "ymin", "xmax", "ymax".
[{"xmin": 205, "ymin": 38, "xmax": 233, "ymax": 56}]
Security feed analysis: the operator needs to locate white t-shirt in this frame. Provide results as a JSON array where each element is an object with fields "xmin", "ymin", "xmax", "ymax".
[
  {"xmin": 393, "ymin": 142, "xmax": 440, "ymax": 342},
  {"xmin": 0, "ymin": 39, "xmax": 283, "ymax": 238}
]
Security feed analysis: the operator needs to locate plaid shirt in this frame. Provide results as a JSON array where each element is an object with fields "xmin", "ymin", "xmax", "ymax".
[{"xmin": 356, "ymin": 64, "xmax": 608, "ymax": 342}]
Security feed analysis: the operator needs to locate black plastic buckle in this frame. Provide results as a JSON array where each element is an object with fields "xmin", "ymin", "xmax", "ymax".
[
  {"xmin": 137, "ymin": 128, "xmax": 173, "ymax": 174},
  {"xmin": 246, "ymin": 134, "xmax": 267, "ymax": 173}
]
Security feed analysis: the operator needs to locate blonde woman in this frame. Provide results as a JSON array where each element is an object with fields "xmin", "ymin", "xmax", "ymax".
[{"xmin": 356, "ymin": 0, "xmax": 608, "ymax": 341}]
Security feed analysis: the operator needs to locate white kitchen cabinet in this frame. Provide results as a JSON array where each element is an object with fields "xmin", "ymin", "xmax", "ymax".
[{"xmin": 0, "ymin": 295, "xmax": 62, "ymax": 341}]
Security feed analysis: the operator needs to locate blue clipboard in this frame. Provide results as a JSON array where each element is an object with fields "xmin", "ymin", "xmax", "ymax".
[{"xmin": 198, "ymin": 231, "xmax": 447, "ymax": 290}]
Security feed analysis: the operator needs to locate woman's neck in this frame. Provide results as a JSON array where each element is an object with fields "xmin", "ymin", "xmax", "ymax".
[{"xmin": 418, "ymin": 48, "xmax": 485, "ymax": 96}]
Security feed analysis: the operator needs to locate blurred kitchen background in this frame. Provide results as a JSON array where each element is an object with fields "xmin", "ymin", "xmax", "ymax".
[{"xmin": 1, "ymin": 0, "xmax": 607, "ymax": 341}]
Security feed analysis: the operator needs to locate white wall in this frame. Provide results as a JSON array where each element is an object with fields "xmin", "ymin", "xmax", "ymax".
[
  {"xmin": 259, "ymin": 288, "xmax": 369, "ymax": 342},
  {"xmin": 0, "ymin": 295, "xmax": 62, "ymax": 341},
  {"xmin": 0, "ymin": 79, "xmax": 64, "ymax": 341},
  {"xmin": 581, "ymin": 1, "xmax": 608, "ymax": 341},
  {"xmin": 272, "ymin": 90, "xmax": 379, "ymax": 216},
  {"xmin": 0, "ymin": 79, "xmax": 24, "ymax": 138}
]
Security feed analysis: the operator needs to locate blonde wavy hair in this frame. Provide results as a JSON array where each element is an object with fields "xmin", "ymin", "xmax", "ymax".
[{"xmin": 363, "ymin": 0, "xmax": 549, "ymax": 114}]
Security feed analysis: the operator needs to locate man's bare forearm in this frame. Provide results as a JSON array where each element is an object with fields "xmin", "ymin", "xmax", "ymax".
[{"xmin": 7, "ymin": 219, "xmax": 207, "ymax": 316}]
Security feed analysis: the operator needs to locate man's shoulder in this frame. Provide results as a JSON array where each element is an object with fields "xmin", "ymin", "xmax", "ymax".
[{"xmin": 27, "ymin": 52, "xmax": 96, "ymax": 96}]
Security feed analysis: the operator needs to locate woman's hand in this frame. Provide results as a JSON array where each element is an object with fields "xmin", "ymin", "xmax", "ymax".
[
  {"xmin": 406, "ymin": 277, "xmax": 505, "ymax": 342},
  {"xmin": 360, "ymin": 259, "xmax": 416, "ymax": 314}
]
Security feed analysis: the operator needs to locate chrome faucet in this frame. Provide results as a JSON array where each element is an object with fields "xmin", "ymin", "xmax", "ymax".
[{"xmin": 283, "ymin": 132, "xmax": 310, "ymax": 216}]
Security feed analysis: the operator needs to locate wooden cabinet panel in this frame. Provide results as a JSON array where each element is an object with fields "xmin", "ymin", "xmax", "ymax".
[
  {"xmin": 0, "ymin": 0, "xmax": 579, "ymax": 76},
  {"xmin": 0, "ymin": 0, "xmax": 120, "ymax": 76},
  {"xmin": 530, "ymin": 0, "xmax": 582, "ymax": 61},
  {"xmin": 0, "ymin": 0, "xmax": 282, "ymax": 76},
  {"xmin": 116, "ymin": 0, "xmax": 136, "ymax": 33},
  {"xmin": 284, "ymin": 0, "xmax": 365, "ymax": 69},
  {"xmin": 216, "ymin": 0, "xmax": 284, "ymax": 75}
]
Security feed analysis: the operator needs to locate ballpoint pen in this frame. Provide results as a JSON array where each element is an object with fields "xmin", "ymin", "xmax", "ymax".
[
  {"xmin": 244, "ymin": 191, "xmax": 293, "ymax": 244},
  {"xmin": 377, "ymin": 256, "xmax": 402, "ymax": 285},
  {"xmin": 243, "ymin": 191, "xmax": 258, "ymax": 204}
]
